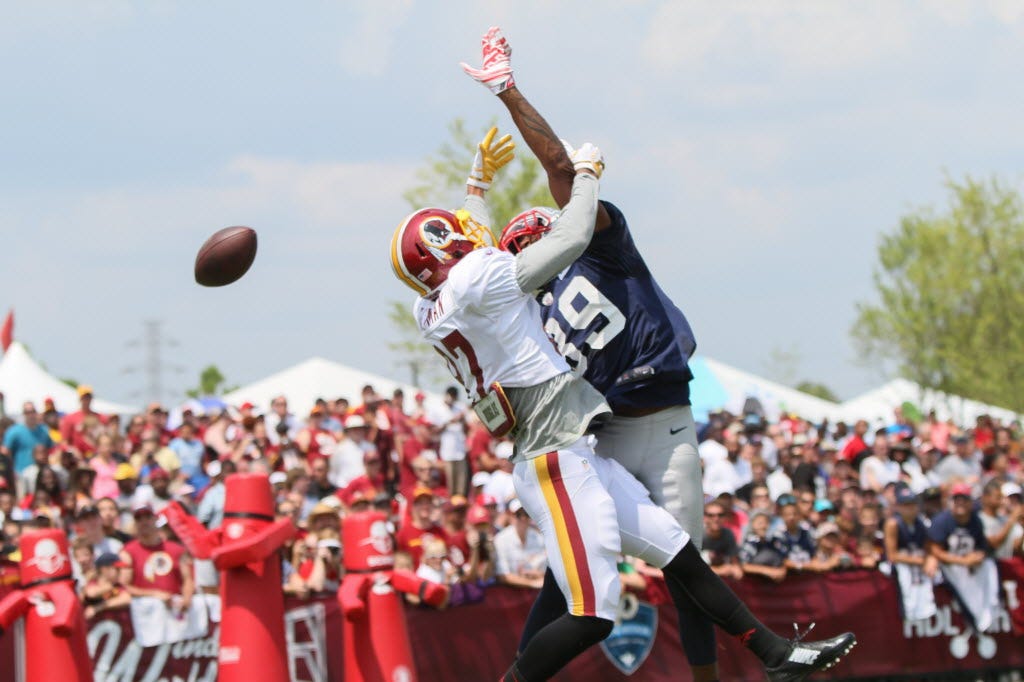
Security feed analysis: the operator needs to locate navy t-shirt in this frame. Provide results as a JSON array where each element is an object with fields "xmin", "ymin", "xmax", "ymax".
[
  {"xmin": 537, "ymin": 201, "xmax": 697, "ymax": 412},
  {"xmin": 927, "ymin": 510, "xmax": 990, "ymax": 556},
  {"xmin": 739, "ymin": 531, "xmax": 789, "ymax": 567},
  {"xmin": 780, "ymin": 526, "xmax": 816, "ymax": 564}
]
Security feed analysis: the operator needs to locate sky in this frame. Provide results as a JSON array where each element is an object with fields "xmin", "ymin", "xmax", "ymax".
[{"xmin": 3, "ymin": 0, "xmax": 1024, "ymax": 408}]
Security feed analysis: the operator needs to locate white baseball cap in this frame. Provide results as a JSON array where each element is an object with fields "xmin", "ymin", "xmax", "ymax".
[
  {"xmin": 1002, "ymin": 482, "xmax": 1023, "ymax": 498},
  {"xmin": 471, "ymin": 471, "xmax": 491, "ymax": 488}
]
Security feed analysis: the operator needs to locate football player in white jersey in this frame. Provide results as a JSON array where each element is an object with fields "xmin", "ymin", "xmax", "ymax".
[{"xmin": 391, "ymin": 126, "xmax": 854, "ymax": 681}]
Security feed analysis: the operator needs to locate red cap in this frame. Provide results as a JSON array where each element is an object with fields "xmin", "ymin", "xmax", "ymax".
[
  {"xmin": 474, "ymin": 493, "xmax": 498, "ymax": 507},
  {"xmin": 950, "ymin": 482, "xmax": 973, "ymax": 498},
  {"xmin": 467, "ymin": 505, "xmax": 490, "ymax": 526},
  {"xmin": 149, "ymin": 467, "xmax": 170, "ymax": 482},
  {"xmin": 240, "ymin": 402, "xmax": 255, "ymax": 411}
]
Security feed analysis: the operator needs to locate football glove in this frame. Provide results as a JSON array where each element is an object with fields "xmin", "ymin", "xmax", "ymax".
[
  {"xmin": 460, "ymin": 26, "xmax": 515, "ymax": 95},
  {"xmin": 467, "ymin": 126, "xmax": 515, "ymax": 191},
  {"xmin": 568, "ymin": 142, "xmax": 605, "ymax": 178}
]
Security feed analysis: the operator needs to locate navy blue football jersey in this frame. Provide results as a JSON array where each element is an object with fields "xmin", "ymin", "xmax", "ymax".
[{"xmin": 536, "ymin": 201, "xmax": 696, "ymax": 412}]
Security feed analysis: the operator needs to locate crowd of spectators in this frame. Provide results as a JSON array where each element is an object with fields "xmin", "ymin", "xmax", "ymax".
[{"xmin": 1, "ymin": 383, "xmax": 1022, "ymax": 630}]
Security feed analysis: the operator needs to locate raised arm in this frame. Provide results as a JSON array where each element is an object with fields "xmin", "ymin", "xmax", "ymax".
[
  {"xmin": 514, "ymin": 149, "xmax": 602, "ymax": 292},
  {"xmin": 461, "ymin": 26, "xmax": 611, "ymax": 230}
]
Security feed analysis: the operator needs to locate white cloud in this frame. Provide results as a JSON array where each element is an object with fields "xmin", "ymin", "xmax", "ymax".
[
  {"xmin": 338, "ymin": 0, "xmax": 416, "ymax": 77},
  {"xmin": 643, "ymin": 1, "xmax": 914, "ymax": 73}
]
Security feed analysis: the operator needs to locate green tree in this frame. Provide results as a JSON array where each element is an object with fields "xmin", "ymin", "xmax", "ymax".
[
  {"xmin": 186, "ymin": 364, "xmax": 233, "ymax": 398},
  {"xmin": 390, "ymin": 118, "xmax": 556, "ymax": 388},
  {"xmin": 853, "ymin": 176, "xmax": 1024, "ymax": 411},
  {"xmin": 795, "ymin": 381, "xmax": 839, "ymax": 403},
  {"xmin": 402, "ymin": 118, "xmax": 554, "ymax": 239}
]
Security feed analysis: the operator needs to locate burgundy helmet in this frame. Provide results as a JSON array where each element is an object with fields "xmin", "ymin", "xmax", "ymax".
[
  {"xmin": 499, "ymin": 207, "xmax": 559, "ymax": 254},
  {"xmin": 390, "ymin": 208, "xmax": 493, "ymax": 296}
]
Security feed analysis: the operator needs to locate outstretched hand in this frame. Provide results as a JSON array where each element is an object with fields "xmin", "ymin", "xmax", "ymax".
[
  {"xmin": 460, "ymin": 26, "xmax": 515, "ymax": 95},
  {"xmin": 467, "ymin": 126, "xmax": 515, "ymax": 190}
]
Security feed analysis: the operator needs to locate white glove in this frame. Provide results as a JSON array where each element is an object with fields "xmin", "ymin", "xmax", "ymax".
[
  {"xmin": 467, "ymin": 126, "xmax": 515, "ymax": 190},
  {"xmin": 567, "ymin": 141, "xmax": 604, "ymax": 178},
  {"xmin": 460, "ymin": 26, "xmax": 515, "ymax": 95}
]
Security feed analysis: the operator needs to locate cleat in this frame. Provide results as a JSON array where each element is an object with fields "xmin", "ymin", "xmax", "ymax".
[{"xmin": 765, "ymin": 624, "xmax": 857, "ymax": 682}]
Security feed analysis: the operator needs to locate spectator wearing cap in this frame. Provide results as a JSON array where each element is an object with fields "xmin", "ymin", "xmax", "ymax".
[
  {"xmin": 428, "ymin": 386, "xmax": 469, "ymax": 498},
  {"xmin": 493, "ymin": 499, "xmax": 546, "ymax": 589},
  {"xmin": 113, "ymin": 463, "xmax": 139, "ymax": 512},
  {"xmin": 464, "ymin": 504, "xmax": 497, "ymax": 582},
  {"xmin": 59, "ymin": 385, "xmax": 108, "ymax": 446},
  {"xmin": 144, "ymin": 402, "xmax": 173, "ymax": 445},
  {"xmin": 197, "ymin": 459, "xmax": 236, "ymax": 530},
  {"xmin": 1005, "ymin": 482, "xmax": 1023, "ymax": 519},
  {"xmin": 979, "ymin": 479, "xmax": 1024, "ymax": 559},
  {"xmin": 931, "ymin": 434, "xmax": 981, "ymax": 489},
  {"xmin": 776, "ymin": 494, "xmax": 816, "ymax": 571},
  {"xmin": 813, "ymin": 522, "xmax": 854, "ymax": 570},
  {"xmin": 339, "ymin": 450, "xmax": 385, "ymax": 509},
  {"xmin": 296, "ymin": 405, "xmax": 338, "ymax": 467},
  {"xmin": 738, "ymin": 510, "xmax": 787, "ymax": 582},
  {"xmin": 74, "ymin": 503, "xmax": 124, "ymax": 556},
  {"xmin": 168, "ymin": 422, "xmax": 207, "ymax": 491},
  {"xmin": 132, "ymin": 467, "xmax": 174, "ymax": 514},
  {"xmin": 326, "ymin": 415, "xmax": 372, "ymax": 489},
  {"xmin": 120, "ymin": 504, "xmax": 194, "ymax": 612},
  {"xmin": 440, "ymin": 495, "xmax": 470, "ymax": 568},
  {"xmin": 712, "ymin": 489, "xmax": 748, "ymax": 543},
  {"xmin": 95, "ymin": 496, "xmax": 132, "ymax": 544},
  {"xmin": 400, "ymin": 455, "xmax": 446, "ymax": 505},
  {"xmin": 81, "ymin": 552, "xmax": 130, "ymax": 619},
  {"xmin": 928, "ymin": 483, "xmax": 991, "ymax": 570},
  {"xmin": 470, "ymin": 470, "xmax": 490, "ymax": 501},
  {"xmin": 396, "ymin": 486, "xmax": 449, "ymax": 569},
  {"xmin": 859, "ymin": 430, "xmax": 901, "ymax": 494},
  {"xmin": 701, "ymin": 501, "xmax": 742, "ymax": 580},
  {"xmin": 928, "ymin": 482, "xmax": 1000, "ymax": 631},
  {"xmin": 884, "ymin": 486, "xmax": 937, "ymax": 578},
  {"xmin": 416, "ymin": 537, "xmax": 458, "ymax": 586},
  {"xmin": 2, "ymin": 401, "xmax": 53, "ymax": 476}
]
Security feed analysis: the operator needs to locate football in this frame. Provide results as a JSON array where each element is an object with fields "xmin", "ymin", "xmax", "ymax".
[{"xmin": 194, "ymin": 226, "xmax": 258, "ymax": 287}]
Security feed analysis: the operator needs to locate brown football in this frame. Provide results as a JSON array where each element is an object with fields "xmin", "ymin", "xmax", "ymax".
[{"xmin": 194, "ymin": 226, "xmax": 258, "ymax": 287}]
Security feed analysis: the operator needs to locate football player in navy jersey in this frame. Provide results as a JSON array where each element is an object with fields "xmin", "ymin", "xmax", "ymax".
[{"xmin": 462, "ymin": 26, "xmax": 855, "ymax": 682}]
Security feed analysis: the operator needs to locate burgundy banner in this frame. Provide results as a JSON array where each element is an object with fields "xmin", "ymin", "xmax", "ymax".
[{"xmin": 0, "ymin": 561, "xmax": 1022, "ymax": 681}]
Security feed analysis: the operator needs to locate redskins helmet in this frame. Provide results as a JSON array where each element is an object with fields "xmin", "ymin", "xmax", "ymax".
[
  {"xmin": 499, "ymin": 207, "xmax": 559, "ymax": 254},
  {"xmin": 390, "ymin": 208, "xmax": 495, "ymax": 296}
]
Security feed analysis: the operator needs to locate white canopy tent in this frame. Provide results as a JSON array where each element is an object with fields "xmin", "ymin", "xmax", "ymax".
[
  {"xmin": 0, "ymin": 342, "xmax": 137, "ymax": 415},
  {"xmin": 835, "ymin": 379, "xmax": 1020, "ymax": 427},
  {"xmin": 689, "ymin": 356, "xmax": 841, "ymax": 423},
  {"xmin": 222, "ymin": 356, "xmax": 443, "ymax": 417}
]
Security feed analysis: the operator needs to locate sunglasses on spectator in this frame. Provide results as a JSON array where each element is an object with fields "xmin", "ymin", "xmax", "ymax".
[{"xmin": 705, "ymin": 512, "xmax": 724, "ymax": 518}]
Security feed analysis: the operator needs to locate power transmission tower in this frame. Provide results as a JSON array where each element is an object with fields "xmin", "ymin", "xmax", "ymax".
[{"xmin": 123, "ymin": 320, "xmax": 185, "ymax": 405}]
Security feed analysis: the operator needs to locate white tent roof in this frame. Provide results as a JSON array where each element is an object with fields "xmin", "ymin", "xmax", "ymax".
[
  {"xmin": 690, "ymin": 356, "xmax": 841, "ymax": 423},
  {"xmin": 222, "ymin": 356, "xmax": 442, "ymax": 416},
  {"xmin": 836, "ymin": 378, "xmax": 1020, "ymax": 427},
  {"xmin": 0, "ymin": 342, "xmax": 137, "ymax": 415}
]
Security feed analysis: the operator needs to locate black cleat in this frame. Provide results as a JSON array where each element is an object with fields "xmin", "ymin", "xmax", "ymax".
[{"xmin": 765, "ymin": 624, "xmax": 857, "ymax": 682}]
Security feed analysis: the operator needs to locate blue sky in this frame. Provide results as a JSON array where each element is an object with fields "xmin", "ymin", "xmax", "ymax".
[{"xmin": 3, "ymin": 1, "xmax": 1024, "ymax": 407}]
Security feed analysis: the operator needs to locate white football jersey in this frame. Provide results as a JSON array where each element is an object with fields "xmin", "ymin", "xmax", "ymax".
[{"xmin": 414, "ymin": 247, "xmax": 569, "ymax": 399}]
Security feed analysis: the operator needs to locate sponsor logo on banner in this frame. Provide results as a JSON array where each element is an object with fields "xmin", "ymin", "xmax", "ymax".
[
  {"xmin": 600, "ymin": 593, "xmax": 657, "ymax": 675},
  {"xmin": 902, "ymin": 579, "xmax": 1019, "ymax": 660}
]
